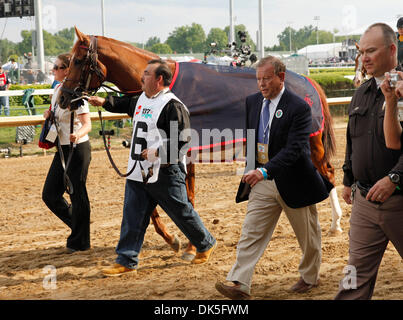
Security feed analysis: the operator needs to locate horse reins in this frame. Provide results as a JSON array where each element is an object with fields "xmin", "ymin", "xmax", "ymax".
[{"xmin": 52, "ymin": 109, "xmax": 75, "ymax": 195}]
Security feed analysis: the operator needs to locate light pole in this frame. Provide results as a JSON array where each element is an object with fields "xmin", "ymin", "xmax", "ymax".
[
  {"xmin": 229, "ymin": 0, "xmax": 235, "ymax": 47},
  {"xmin": 138, "ymin": 17, "xmax": 145, "ymax": 49},
  {"xmin": 258, "ymin": 0, "xmax": 264, "ymax": 59},
  {"xmin": 314, "ymin": 16, "xmax": 320, "ymax": 45},
  {"xmin": 287, "ymin": 21, "xmax": 293, "ymax": 52},
  {"xmin": 101, "ymin": 0, "xmax": 106, "ymax": 36},
  {"xmin": 34, "ymin": 0, "xmax": 45, "ymax": 73}
]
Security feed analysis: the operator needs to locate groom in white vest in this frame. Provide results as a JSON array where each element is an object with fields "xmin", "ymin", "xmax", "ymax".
[{"xmin": 89, "ymin": 59, "xmax": 216, "ymax": 276}]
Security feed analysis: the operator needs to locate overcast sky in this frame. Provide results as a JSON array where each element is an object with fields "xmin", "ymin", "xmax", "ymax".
[{"xmin": 1, "ymin": 0, "xmax": 402, "ymax": 47}]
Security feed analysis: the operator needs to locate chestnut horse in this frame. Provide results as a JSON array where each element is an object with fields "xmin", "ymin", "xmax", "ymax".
[{"xmin": 60, "ymin": 27, "xmax": 342, "ymax": 260}]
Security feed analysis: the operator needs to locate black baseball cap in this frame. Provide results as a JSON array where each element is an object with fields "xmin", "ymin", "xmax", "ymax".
[{"xmin": 397, "ymin": 17, "xmax": 403, "ymax": 28}]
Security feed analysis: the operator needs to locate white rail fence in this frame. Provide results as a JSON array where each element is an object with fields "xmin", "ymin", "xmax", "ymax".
[{"xmin": 0, "ymin": 88, "xmax": 352, "ymax": 128}]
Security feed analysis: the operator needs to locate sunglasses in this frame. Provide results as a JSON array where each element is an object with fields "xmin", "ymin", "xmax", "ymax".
[{"xmin": 53, "ymin": 65, "xmax": 66, "ymax": 70}]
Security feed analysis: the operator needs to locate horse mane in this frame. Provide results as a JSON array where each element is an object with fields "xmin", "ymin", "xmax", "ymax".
[{"xmin": 309, "ymin": 77, "xmax": 337, "ymax": 162}]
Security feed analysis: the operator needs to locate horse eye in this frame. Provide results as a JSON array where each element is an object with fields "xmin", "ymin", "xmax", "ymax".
[{"xmin": 74, "ymin": 59, "xmax": 82, "ymax": 65}]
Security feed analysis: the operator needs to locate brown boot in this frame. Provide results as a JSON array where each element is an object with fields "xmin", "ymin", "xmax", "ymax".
[
  {"xmin": 191, "ymin": 242, "xmax": 217, "ymax": 264},
  {"xmin": 102, "ymin": 264, "xmax": 137, "ymax": 277}
]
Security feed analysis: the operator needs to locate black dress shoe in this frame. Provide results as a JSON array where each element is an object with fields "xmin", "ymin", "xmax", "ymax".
[
  {"xmin": 215, "ymin": 282, "xmax": 251, "ymax": 300},
  {"xmin": 65, "ymin": 247, "xmax": 90, "ymax": 254},
  {"xmin": 65, "ymin": 247, "xmax": 77, "ymax": 254}
]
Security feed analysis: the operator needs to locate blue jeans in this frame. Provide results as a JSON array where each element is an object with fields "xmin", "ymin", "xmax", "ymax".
[
  {"xmin": 0, "ymin": 95, "xmax": 10, "ymax": 116},
  {"xmin": 116, "ymin": 163, "xmax": 216, "ymax": 269}
]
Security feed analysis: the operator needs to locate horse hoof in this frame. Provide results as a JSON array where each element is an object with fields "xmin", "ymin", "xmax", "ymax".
[
  {"xmin": 169, "ymin": 235, "xmax": 181, "ymax": 253},
  {"xmin": 327, "ymin": 228, "xmax": 343, "ymax": 236},
  {"xmin": 181, "ymin": 252, "xmax": 196, "ymax": 261}
]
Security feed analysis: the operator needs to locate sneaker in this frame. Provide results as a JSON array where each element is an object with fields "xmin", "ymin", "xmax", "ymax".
[
  {"xmin": 191, "ymin": 242, "xmax": 217, "ymax": 264},
  {"xmin": 102, "ymin": 263, "xmax": 137, "ymax": 277}
]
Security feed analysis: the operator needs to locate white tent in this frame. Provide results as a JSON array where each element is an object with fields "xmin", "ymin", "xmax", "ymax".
[{"xmin": 297, "ymin": 43, "xmax": 342, "ymax": 60}]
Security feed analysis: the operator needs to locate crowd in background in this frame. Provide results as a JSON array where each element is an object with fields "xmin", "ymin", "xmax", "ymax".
[{"xmin": 1, "ymin": 52, "xmax": 55, "ymax": 86}]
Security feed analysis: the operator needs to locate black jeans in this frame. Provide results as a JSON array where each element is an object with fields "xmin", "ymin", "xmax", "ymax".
[{"xmin": 42, "ymin": 140, "xmax": 91, "ymax": 250}]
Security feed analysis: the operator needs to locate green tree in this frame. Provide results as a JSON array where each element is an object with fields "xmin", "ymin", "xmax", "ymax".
[
  {"xmin": 15, "ymin": 28, "xmax": 75, "ymax": 57},
  {"xmin": 0, "ymin": 39, "xmax": 17, "ymax": 63},
  {"xmin": 146, "ymin": 36, "xmax": 161, "ymax": 49},
  {"xmin": 16, "ymin": 30, "xmax": 34, "ymax": 56},
  {"xmin": 268, "ymin": 25, "xmax": 342, "ymax": 51},
  {"xmin": 206, "ymin": 28, "xmax": 228, "ymax": 51},
  {"xmin": 166, "ymin": 23, "xmax": 206, "ymax": 53},
  {"xmin": 150, "ymin": 43, "xmax": 172, "ymax": 54},
  {"xmin": 166, "ymin": 26, "xmax": 187, "ymax": 53},
  {"xmin": 55, "ymin": 27, "xmax": 75, "ymax": 42},
  {"xmin": 186, "ymin": 23, "xmax": 206, "ymax": 53}
]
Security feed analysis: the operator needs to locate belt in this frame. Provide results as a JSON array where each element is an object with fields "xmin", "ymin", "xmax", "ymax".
[
  {"xmin": 160, "ymin": 162, "xmax": 183, "ymax": 168},
  {"xmin": 356, "ymin": 181, "xmax": 402, "ymax": 201},
  {"xmin": 160, "ymin": 163, "xmax": 172, "ymax": 168}
]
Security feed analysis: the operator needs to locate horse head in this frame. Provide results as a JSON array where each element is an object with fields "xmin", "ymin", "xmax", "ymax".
[{"xmin": 59, "ymin": 26, "xmax": 107, "ymax": 110}]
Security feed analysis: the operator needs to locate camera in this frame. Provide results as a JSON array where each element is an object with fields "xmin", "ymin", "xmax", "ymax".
[
  {"xmin": 238, "ymin": 31, "xmax": 247, "ymax": 43},
  {"xmin": 389, "ymin": 72, "xmax": 400, "ymax": 88}
]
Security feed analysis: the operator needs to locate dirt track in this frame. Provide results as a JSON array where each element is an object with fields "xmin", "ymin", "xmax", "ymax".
[{"xmin": 0, "ymin": 124, "xmax": 402, "ymax": 300}]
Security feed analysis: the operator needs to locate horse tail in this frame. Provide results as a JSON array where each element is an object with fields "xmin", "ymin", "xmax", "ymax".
[{"xmin": 310, "ymin": 77, "xmax": 337, "ymax": 162}]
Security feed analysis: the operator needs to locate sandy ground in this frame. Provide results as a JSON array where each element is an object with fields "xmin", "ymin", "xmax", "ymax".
[{"xmin": 0, "ymin": 122, "xmax": 402, "ymax": 301}]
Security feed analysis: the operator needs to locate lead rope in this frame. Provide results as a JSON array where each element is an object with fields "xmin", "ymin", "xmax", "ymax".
[
  {"xmin": 54, "ymin": 111, "xmax": 75, "ymax": 195},
  {"xmin": 98, "ymin": 108, "xmax": 137, "ymax": 178}
]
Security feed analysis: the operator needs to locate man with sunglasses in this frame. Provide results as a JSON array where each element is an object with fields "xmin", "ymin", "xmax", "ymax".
[{"xmin": 88, "ymin": 59, "xmax": 216, "ymax": 277}]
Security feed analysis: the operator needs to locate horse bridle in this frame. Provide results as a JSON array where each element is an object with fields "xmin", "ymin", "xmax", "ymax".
[
  {"xmin": 62, "ymin": 36, "xmax": 106, "ymax": 102},
  {"xmin": 63, "ymin": 35, "xmax": 142, "ymax": 102}
]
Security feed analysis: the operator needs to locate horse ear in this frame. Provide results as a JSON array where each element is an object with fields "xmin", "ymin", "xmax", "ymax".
[{"xmin": 75, "ymin": 26, "xmax": 86, "ymax": 42}]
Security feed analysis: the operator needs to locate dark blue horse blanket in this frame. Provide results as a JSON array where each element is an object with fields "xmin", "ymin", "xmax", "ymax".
[{"xmin": 170, "ymin": 62, "xmax": 324, "ymax": 150}]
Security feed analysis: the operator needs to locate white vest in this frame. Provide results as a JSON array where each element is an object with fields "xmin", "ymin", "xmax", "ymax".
[{"xmin": 126, "ymin": 90, "xmax": 186, "ymax": 183}]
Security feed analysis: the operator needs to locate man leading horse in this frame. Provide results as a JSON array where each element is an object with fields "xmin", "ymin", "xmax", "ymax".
[{"xmin": 88, "ymin": 59, "xmax": 217, "ymax": 276}]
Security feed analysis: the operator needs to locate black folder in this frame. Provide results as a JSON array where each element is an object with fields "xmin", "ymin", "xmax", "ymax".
[{"xmin": 235, "ymin": 181, "xmax": 251, "ymax": 203}]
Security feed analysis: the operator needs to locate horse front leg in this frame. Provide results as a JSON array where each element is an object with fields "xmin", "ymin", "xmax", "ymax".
[
  {"xmin": 328, "ymin": 187, "xmax": 343, "ymax": 235},
  {"xmin": 151, "ymin": 209, "xmax": 181, "ymax": 252},
  {"xmin": 309, "ymin": 133, "xmax": 342, "ymax": 235},
  {"xmin": 181, "ymin": 161, "xmax": 197, "ymax": 261}
]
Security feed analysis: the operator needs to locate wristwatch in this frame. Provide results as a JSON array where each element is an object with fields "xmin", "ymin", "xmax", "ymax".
[{"xmin": 388, "ymin": 173, "xmax": 400, "ymax": 185}]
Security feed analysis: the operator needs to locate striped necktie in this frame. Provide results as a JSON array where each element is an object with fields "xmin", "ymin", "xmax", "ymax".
[{"xmin": 261, "ymin": 99, "xmax": 271, "ymax": 144}]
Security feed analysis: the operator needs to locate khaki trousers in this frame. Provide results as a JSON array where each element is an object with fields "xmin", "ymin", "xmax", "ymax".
[
  {"xmin": 227, "ymin": 179, "xmax": 322, "ymax": 291},
  {"xmin": 334, "ymin": 190, "xmax": 403, "ymax": 300}
]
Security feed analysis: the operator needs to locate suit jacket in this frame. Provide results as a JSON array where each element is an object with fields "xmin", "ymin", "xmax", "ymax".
[{"xmin": 237, "ymin": 87, "xmax": 332, "ymax": 208}]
